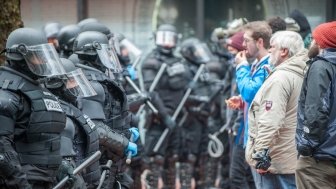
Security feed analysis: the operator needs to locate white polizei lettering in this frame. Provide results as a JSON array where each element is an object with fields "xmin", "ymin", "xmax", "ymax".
[{"xmin": 43, "ymin": 99, "xmax": 63, "ymax": 112}]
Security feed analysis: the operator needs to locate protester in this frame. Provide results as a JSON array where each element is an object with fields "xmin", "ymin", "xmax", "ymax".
[
  {"xmin": 246, "ymin": 31, "xmax": 308, "ymax": 189},
  {"xmin": 225, "ymin": 31, "xmax": 256, "ymax": 189},
  {"xmin": 296, "ymin": 21, "xmax": 336, "ymax": 189}
]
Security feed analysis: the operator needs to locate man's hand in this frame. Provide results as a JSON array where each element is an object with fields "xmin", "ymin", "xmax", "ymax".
[
  {"xmin": 225, "ymin": 96, "xmax": 243, "ymax": 110},
  {"xmin": 256, "ymin": 169, "xmax": 269, "ymax": 175},
  {"xmin": 235, "ymin": 51, "xmax": 247, "ymax": 65},
  {"xmin": 252, "ymin": 149, "xmax": 271, "ymax": 173}
]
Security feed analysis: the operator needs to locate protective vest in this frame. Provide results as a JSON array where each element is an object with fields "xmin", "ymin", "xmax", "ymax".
[
  {"xmin": 0, "ymin": 67, "xmax": 66, "ymax": 167},
  {"xmin": 76, "ymin": 64, "xmax": 130, "ymax": 132},
  {"xmin": 60, "ymin": 100, "xmax": 101, "ymax": 183},
  {"xmin": 142, "ymin": 50, "xmax": 191, "ymax": 115}
]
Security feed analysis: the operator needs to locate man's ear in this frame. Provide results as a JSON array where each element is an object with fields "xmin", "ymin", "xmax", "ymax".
[
  {"xmin": 281, "ymin": 48, "xmax": 289, "ymax": 58},
  {"xmin": 256, "ymin": 38, "xmax": 264, "ymax": 48}
]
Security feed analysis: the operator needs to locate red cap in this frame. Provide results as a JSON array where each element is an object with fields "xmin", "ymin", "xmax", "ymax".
[{"xmin": 312, "ymin": 21, "xmax": 336, "ymax": 49}]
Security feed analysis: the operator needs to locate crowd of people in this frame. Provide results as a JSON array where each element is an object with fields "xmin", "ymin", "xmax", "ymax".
[{"xmin": 0, "ymin": 8, "xmax": 335, "ymax": 189}]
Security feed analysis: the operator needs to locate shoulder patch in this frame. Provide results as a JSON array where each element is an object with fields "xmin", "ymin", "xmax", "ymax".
[{"xmin": 265, "ymin": 100, "xmax": 272, "ymax": 111}]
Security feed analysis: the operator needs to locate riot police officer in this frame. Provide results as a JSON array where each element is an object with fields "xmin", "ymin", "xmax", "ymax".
[
  {"xmin": 141, "ymin": 24, "xmax": 191, "ymax": 188},
  {"xmin": 0, "ymin": 28, "xmax": 67, "ymax": 189},
  {"xmin": 43, "ymin": 22, "xmax": 62, "ymax": 51},
  {"xmin": 57, "ymin": 25, "xmax": 81, "ymax": 58},
  {"xmin": 178, "ymin": 38, "xmax": 218, "ymax": 188},
  {"xmin": 72, "ymin": 31, "xmax": 138, "ymax": 189},
  {"xmin": 44, "ymin": 58, "xmax": 101, "ymax": 189}
]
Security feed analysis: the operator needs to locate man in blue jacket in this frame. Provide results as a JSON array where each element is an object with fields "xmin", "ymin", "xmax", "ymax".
[
  {"xmin": 296, "ymin": 21, "xmax": 336, "ymax": 189},
  {"xmin": 226, "ymin": 21, "xmax": 271, "ymax": 189},
  {"xmin": 228, "ymin": 21, "xmax": 272, "ymax": 145}
]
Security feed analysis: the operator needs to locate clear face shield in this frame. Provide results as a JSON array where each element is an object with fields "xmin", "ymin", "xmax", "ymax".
[
  {"xmin": 109, "ymin": 35, "xmax": 121, "ymax": 55},
  {"xmin": 120, "ymin": 38, "xmax": 142, "ymax": 61},
  {"xmin": 19, "ymin": 43, "xmax": 66, "ymax": 76},
  {"xmin": 63, "ymin": 68, "xmax": 97, "ymax": 97},
  {"xmin": 192, "ymin": 43, "xmax": 212, "ymax": 63},
  {"xmin": 155, "ymin": 31, "xmax": 177, "ymax": 48},
  {"xmin": 96, "ymin": 43, "xmax": 123, "ymax": 73}
]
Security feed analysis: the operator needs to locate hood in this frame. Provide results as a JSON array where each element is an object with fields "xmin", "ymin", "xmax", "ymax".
[
  {"xmin": 275, "ymin": 49, "xmax": 308, "ymax": 77},
  {"xmin": 289, "ymin": 9, "xmax": 311, "ymax": 38},
  {"xmin": 317, "ymin": 48, "xmax": 336, "ymax": 64}
]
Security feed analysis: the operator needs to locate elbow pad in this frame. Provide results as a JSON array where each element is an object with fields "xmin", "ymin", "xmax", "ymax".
[{"xmin": 95, "ymin": 122, "xmax": 129, "ymax": 158}]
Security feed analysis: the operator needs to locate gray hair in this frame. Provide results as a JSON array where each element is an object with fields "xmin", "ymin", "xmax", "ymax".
[{"xmin": 270, "ymin": 31, "xmax": 304, "ymax": 58}]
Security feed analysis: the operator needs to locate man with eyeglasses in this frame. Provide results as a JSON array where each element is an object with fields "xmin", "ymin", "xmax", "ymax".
[{"xmin": 226, "ymin": 21, "xmax": 272, "ymax": 189}]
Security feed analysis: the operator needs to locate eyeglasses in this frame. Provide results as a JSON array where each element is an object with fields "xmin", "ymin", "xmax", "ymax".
[{"xmin": 243, "ymin": 37, "xmax": 255, "ymax": 44}]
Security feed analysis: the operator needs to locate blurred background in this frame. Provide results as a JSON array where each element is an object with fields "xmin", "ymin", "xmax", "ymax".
[{"xmin": 15, "ymin": 0, "xmax": 336, "ymax": 51}]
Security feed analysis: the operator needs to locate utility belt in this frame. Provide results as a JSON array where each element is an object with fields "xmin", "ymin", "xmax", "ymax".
[{"xmin": 19, "ymin": 154, "xmax": 61, "ymax": 168}]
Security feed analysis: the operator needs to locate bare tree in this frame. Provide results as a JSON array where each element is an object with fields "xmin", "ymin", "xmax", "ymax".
[{"xmin": 0, "ymin": 0, "xmax": 23, "ymax": 64}]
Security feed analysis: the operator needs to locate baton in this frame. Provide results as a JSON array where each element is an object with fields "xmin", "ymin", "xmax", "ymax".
[
  {"xmin": 53, "ymin": 151, "xmax": 101, "ymax": 189},
  {"xmin": 126, "ymin": 134, "xmax": 134, "ymax": 164},
  {"xmin": 96, "ymin": 160, "xmax": 113, "ymax": 189},
  {"xmin": 125, "ymin": 76, "xmax": 158, "ymax": 114},
  {"xmin": 153, "ymin": 64, "xmax": 206, "ymax": 153}
]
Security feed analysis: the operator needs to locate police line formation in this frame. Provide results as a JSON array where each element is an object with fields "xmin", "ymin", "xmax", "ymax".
[{"xmin": 1, "ymin": 11, "xmax": 336, "ymax": 189}]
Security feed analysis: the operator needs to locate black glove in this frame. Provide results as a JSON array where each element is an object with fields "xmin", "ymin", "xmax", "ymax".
[
  {"xmin": 100, "ymin": 164, "xmax": 111, "ymax": 177},
  {"xmin": 0, "ymin": 153, "xmax": 32, "ymax": 189},
  {"xmin": 162, "ymin": 115, "xmax": 176, "ymax": 130},
  {"xmin": 141, "ymin": 92, "xmax": 152, "ymax": 102},
  {"xmin": 188, "ymin": 80, "xmax": 197, "ymax": 90},
  {"xmin": 0, "ymin": 154, "xmax": 16, "ymax": 177},
  {"xmin": 56, "ymin": 159, "xmax": 76, "ymax": 188},
  {"xmin": 252, "ymin": 149, "xmax": 271, "ymax": 170},
  {"xmin": 297, "ymin": 144, "xmax": 313, "ymax": 157}
]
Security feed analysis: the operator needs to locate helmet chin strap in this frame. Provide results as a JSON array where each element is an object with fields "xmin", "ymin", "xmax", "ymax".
[
  {"xmin": 157, "ymin": 46, "xmax": 173, "ymax": 55},
  {"xmin": 9, "ymin": 60, "xmax": 40, "ymax": 80}
]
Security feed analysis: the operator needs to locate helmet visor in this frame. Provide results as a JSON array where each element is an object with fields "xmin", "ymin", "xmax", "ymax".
[
  {"xmin": 120, "ymin": 38, "xmax": 142, "ymax": 58},
  {"xmin": 23, "ymin": 43, "xmax": 66, "ymax": 76},
  {"xmin": 192, "ymin": 43, "xmax": 212, "ymax": 63},
  {"xmin": 109, "ymin": 36, "xmax": 121, "ymax": 55},
  {"xmin": 64, "ymin": 68, "xmax": 97, "ymax": 97},
  {"xmin": 97, "ymin": 44, "xmax": 123, "ymax": 73},
  {"xmin": 156, "ymin": 31, "xmax": 176, "ymax": 47}
]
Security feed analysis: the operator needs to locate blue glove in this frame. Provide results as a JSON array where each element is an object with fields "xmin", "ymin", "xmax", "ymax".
[
  {"xmin": 126, "ymin": 65, "xmax": 137, "ymax": 80},
  {"xmin": 129, "ymin": 127, "xmax": 140, "ymax": 142},
  {"xmin": 125, "ymin": 142, "xmax": 137, "ymax": 157}
]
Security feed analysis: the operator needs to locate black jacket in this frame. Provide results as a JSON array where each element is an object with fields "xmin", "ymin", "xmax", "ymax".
[{"xmin": 296, "ymin": 48, "xmax": 336, "ymax": 160}]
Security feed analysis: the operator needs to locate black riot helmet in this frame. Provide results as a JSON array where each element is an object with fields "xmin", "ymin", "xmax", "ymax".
[
  {"xmin": 57, "ymin": 24, "xmax": 81, "ymax": 57},
  {"xmin": 77, "ymin": 18, "xmax": 98, "ymax": 29},
  {"xmin": 5, "ymin": 27, "xmax": 66, "ymax": 78},
  {"xmin": 80, "ymin": 22, "xmax": 112, "ymax": 37},
  {"xmin": 43, "ymin": 22, "xmax": 62, "ymax": 39},
  {"xmin": 43, "ymin": 22, "xmax": 62, "ymax": 49},
  {"xmin": 115, "ymin": 33, "xmax": 142, "ymax": 66},
  {"xmin": 155, "ymin": 24, "xmax": 178, "ymax": 54},
  {"xmin": 79, "ymin": 22, "xmax": 120, "ymax": 54},
  {"xmin": 45, "ymin": 58, "xmax": 96, "ymax": 104},
  {"xmin": 73, "ymin": 31, "xmax": 122, "ymax": 73},
  {"xmin": 180, "ymin": 38, "xmax": 213, "ymax": 65}
]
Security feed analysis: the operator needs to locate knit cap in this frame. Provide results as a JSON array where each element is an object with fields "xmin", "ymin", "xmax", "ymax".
[
  {"xmin": 226, "ymin": 32, "xmax": 244, "ymax": 51},
  {"xmin": 312, "ymin": 21, "xmax": 336, "ymax": 49}
]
